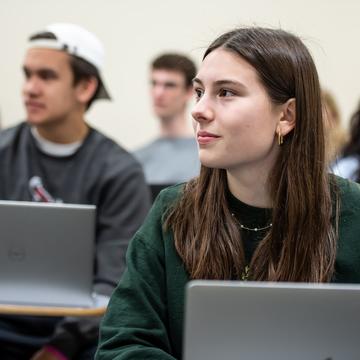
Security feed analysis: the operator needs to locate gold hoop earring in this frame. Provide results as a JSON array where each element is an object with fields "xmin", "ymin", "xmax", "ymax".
[{"xmin": 278, "ymin": 132, "xmax": 284, "ymax": 146}]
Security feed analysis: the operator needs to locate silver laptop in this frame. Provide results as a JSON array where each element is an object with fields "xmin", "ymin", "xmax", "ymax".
[
  {"xmin": 184, "ymin": 280, "xmax": 360, "ymax": 360},
  {"xmin": 0, "ymin": 200, "xmax": 98, "ymax": 308}
]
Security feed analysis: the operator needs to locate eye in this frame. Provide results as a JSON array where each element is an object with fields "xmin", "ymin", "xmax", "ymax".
[
  {"xmin": 164, "ymin": 82, "xmax": 178, "ymax": 89},
  {"xmin": 219, "ymin": 89, "xmax": 235, "ymax": 97},
  {"xmin": 194, "ymin": 88, "xmax": 204, "ymax": 101},
  {"xmin": 38, "ymin": 70, "xmax": 58, "ymax": 81}
]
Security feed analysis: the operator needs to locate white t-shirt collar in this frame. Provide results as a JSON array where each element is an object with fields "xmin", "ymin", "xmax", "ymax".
[{"xmin": 30, "ymin": 127, "xmax": 83, "ymax": 157}]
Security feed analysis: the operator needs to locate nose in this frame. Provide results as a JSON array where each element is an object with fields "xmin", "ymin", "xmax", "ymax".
[
  {"xmin": 191, "ymin": 95, "xmax": 214, "ymax": 124},
  {"xmin": 23, "ymin": 76, "xmax": 41, "ymax": 97},
  {"xmin": 151, "ymin": 83, "xmax": 166, "ymax": 100}
]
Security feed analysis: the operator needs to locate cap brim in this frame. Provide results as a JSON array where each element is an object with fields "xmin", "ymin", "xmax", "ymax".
[{"xmin": 95, "ymin": 77, "xmax": 111, "ymax": 100}]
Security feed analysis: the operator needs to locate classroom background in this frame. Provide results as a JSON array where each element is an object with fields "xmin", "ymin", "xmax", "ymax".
[{"xmin": 0, "ymin": 0, "xmax": 358, "ymax": 150}]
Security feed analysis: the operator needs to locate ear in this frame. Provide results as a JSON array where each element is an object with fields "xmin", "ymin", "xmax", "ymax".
[
  {"xmin": 75, "ymin": 77, "xmax": 98, "ymax": 105},
  {"xmin": 277, "ymin": 98, "xmax": 296, "ymax": 137}
]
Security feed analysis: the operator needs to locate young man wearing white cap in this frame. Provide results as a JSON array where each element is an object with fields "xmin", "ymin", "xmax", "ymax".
[{"xmin": 0, "ymin": 24, "xmax": 151, "ymax": 359}]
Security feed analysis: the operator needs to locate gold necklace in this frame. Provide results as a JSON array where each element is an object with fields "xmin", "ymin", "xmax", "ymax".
[
  {"xmin": 231, "ymin": 213, "xmax": 272, "ymax": 232},
  {"xmin": 241, "ymin": 265, "xmax": 250, "ymax": 281}
]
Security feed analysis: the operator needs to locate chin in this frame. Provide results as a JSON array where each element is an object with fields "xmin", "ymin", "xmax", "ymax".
[
  {"xmin": 199, "ymin": 157, "xmax": 224, "ymax": 169},
  {"xmin": 154, "ymin": 108, "xmax": 171, "ymax": 119},
  {"xmin": 200, "ymin": 153, "xmax": 236, "ymax": 170},
  {"xmin": 26, "ymin": 117, "xmax": 43, "ymax": 125},
  {"xmin": 25, "ymin": 115, "xmax": 52, "ymax": 127}
]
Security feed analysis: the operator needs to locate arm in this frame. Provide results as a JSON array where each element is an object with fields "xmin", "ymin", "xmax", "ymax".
[
  {"xmin": 93, "ymin": 157, "xmax": 152, "ymax": 295},
  {"xmin": 46, "ymin": 158, "xmax": 152, "ymax": 358},
  {"xmin": 96, "ymin": 195, "xmax": 177, "ymax": 360}
]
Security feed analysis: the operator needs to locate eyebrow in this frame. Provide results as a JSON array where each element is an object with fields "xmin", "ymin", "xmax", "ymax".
[
  {"xmin": 151, "ymin": 79, "xmax": 181, "ymax": 87},
  {"xmin": 23, "ymin": 66, "xmax": 58, "ymax": 75},
  {"xmin": 193, "ymin": 77, "xmax": 247, "ymax": 89}
]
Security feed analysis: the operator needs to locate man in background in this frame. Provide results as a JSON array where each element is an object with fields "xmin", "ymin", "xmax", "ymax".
[
  {"xmin": 134, "ymin": 53, "xmax": 200, "ymax": 199},
  {"xmin": 0, "ymin": 23, "xmax": 150, "ymax": 359}
]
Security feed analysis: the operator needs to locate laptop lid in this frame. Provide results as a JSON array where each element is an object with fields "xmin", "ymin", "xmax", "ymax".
[
  {"xmin": 0, "ymin": 200, "xmax": 96, "ymax": 308},
  {"xmin": 184, "ymin": 280, "xmax": 360, "ymax": 360}
]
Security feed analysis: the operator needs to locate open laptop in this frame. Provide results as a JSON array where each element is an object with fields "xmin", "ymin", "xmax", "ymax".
[
  {"xmin": 0, "ymin": 200, "xmax": 103, "ymax": 308},
  {"xmin": 184, "ymin": 280, "xmax": 360, "ymax": 360}
]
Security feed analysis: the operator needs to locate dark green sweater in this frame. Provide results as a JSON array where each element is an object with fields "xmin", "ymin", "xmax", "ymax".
[{"xmin": 96, "ymin": 177, "xmax": 360, "ymax": 360}]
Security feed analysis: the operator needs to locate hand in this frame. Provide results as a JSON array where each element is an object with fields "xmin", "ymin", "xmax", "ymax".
[{"xmin": 31, "ymin": 347, "xmax": 67, "ymax": 360}]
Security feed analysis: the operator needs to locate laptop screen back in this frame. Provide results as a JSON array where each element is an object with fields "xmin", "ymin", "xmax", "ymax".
[
  {"xmin": 0, "ymin": 200, "xmax": 96, "ymax": 308},
  {"xmin": 184, "ymin": 280, "xmax": 360, "ymax": 360}
]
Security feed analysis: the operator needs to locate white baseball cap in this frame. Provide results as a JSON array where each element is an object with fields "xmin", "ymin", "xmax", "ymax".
[{"xmin": 28, "ymin": 23, "xmax": 110, "ymax": 100}]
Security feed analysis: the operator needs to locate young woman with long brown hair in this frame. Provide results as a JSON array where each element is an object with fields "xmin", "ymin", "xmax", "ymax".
[{"xmin": 96, "ymin": 27, "xmax": 360, "ymax": 360}]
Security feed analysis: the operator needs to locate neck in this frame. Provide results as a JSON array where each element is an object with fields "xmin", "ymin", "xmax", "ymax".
[
  {"xmin": 226, "ymin": 163, "xmax": 276, "ymax": 209},
  {"xmin": 226, "ymin": 141, "xmax": 280, "ymax": 208},
  {"xmin": 159, "ymin": 112, "xmax": 193, "ymax": 138},
  {"xmin": 35, "ymin": 113, "xmax": 89, "ymax": 144}
]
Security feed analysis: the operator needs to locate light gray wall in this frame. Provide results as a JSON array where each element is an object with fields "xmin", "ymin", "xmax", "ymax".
[{"xmin": 0, "ymin": 0, "xmax": 359, "ymax": 149}]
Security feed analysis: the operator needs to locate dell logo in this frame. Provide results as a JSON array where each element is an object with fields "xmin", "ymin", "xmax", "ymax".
[{"xmin": 8, "ymin": 247, "xmax": 26, "ymax": 262}]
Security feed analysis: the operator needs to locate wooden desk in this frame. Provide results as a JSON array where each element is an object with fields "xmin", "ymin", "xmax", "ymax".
[{"xmin": 0, "ymin": 294, "xmax": 109, "ymax": 317}]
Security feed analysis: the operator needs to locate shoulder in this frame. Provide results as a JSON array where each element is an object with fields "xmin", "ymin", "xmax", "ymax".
[
  {"xmin": 331, "ymin": 156, "xmax": 359, "ymax": 180},
  {"xmin": 88, "ymin": 127, "xmax": 129, "ymax": 156},
  {"xmin": 157, "ymin": 183, "xmax": 185, "ymax": 206},
  {"xmin": 146, "ymin": 183, "xmax": 185, "ymax": 219},
  {"xmin": 88, "ymin": 128, "xmax": 144, "ymax": 175},
  {"xmin": 333, "ymin": 176, "xmax": 360, "ymax": 228},
  {"xmin": 134, "ymin": 137, "xmax": 198, "ymax": 164},
  {"xmin": 175, "ymin": 137, "xmax": 197, "ymax": 146},
  {"xmin": 133, "ymin": 138, "xmax": 161, "ymax": 159},
  {"xmin": 0, "ymin": 123, "xmax": 27, "ymax": 150},
  {"xmin": 137, "ymin": 183, "xmax": 184, "ymax": 234},
  {"xmin": 333, "ymin": 176, "xmax": 360, "ymax": 267},
  {"xmin": 132, "ymin": 184, "xmax": 184, "ymax": 253},
  {"xmin": 127, "ymin": 184, "xmax": 184, "ymax": 255},
  {"xmin": 334, "ymin": 175, "xmax": 360, "ymax": 207}
]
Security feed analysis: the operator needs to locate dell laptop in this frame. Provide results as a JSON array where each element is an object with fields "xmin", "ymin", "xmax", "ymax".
[{"xmin": 0, "ymin": 200, "xmax": 99, "ymax": 308}]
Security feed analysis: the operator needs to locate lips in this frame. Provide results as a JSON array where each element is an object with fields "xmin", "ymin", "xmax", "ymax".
[
  {"xmin": 154, "ymin": 101, "xmax": 166, "ymax": 107},
  {"xmin": 197, "ymin": 130, "xmax": 221, "ymax": 145},
  {"xmin": 25, "ymin": 100, "xmax": 45, "ymax": 111}
]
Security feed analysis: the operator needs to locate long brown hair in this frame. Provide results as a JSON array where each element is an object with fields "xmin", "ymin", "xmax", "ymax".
[{"xmin": 166, "ymin": 27, "xmax": 338, "ymax": 282}]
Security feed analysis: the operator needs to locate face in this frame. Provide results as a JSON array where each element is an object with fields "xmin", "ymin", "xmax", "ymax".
[
  {"xmin": 192, "ymin": 48, "xmax": 283, "ymax": 173},
  {"xmin": 150, "ymin": 69, "xmax": 191, "ymax": 120},
  {"xmin": 22, "ymin": 48, "xmax": 82, "ymax": 127}
]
